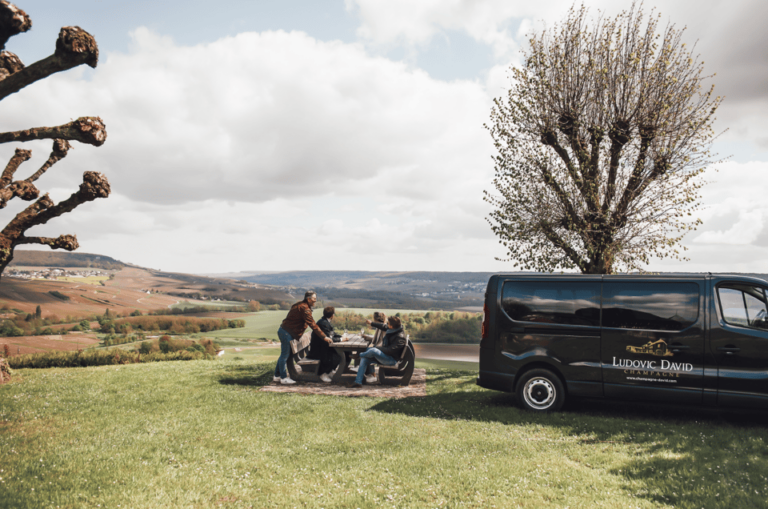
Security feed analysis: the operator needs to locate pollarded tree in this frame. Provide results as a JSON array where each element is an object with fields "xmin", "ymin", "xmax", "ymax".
[
  {"xmin": 485, "ymin": 4, "xmax": 721, "ymax": 274},
  {"xmin": 0, "ymin": 1, "xmax": 110, "ymax": 278}
]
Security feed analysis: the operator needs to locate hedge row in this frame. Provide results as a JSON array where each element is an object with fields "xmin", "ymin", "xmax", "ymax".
[{"xmin": 6, "ymin": 348, "xmax": 214, "ymax": 369}]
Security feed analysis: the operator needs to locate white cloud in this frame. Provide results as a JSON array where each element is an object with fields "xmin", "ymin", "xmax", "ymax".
[
  {"xmin": 346, "ymin": 0, "xmax": 557, "ymax": 61},
  {"xmin": 0, "ymin": 26, "xmax": 515, "ymax": 272}
]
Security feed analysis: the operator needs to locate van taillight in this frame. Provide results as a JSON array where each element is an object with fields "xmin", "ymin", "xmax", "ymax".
[{"xmin": 481, "ymin": 302, "xmax": 489, "ymax": 340}]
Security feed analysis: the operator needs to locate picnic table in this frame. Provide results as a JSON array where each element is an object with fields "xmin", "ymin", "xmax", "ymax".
[
  {"xmin": 329, "ymin": 334, "xmax": 371, "ymax": 383},
  {"xmin": 286, "ymin": 330, "xmax": 416, "ymax": 386},
  {"xmin": 330, "ymin": 334, "xmax": 416, "ymax": 386}
]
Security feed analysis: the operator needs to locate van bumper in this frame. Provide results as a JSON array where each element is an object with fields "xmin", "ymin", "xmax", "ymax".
[{"xmin": 477, "ymin": 371, "xmax": 516, "ymax": 393}]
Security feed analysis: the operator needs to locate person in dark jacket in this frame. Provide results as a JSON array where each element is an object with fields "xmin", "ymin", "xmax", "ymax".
[
  {"xmin": 274, "ymin": 291, "xmax": 329, "ymax": 384},
  {"xmin": 308, "ymin": 306, "xmax": 341, "ymax": 382},
  {"xmin": 349, "ymin": 316, "xmax": 406, "ymax": 388}
]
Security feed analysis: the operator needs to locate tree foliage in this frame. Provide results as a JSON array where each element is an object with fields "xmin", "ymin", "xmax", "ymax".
[
  {"xmin": 0, "ymin": 1, "xmax": 110, "ymax": 278},
  {"xmin": 485, "ymin": 3, "xmax": 721, "ymax": 274}
]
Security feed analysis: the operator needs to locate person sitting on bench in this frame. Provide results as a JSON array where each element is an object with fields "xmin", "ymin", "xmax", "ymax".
[
  {"xmin": 349, "ymin": 316, "xmax": 406, "ymax": 388},
  {"xmin": 308, "ymin": 306, "xmax": 342, "ymax": 383}
]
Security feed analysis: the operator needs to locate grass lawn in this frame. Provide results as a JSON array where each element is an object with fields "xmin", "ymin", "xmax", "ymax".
[
  {"xmin": 172, "ymin": 300, "xmax": 246, "ymax": 311},
  {"xmin": 2, "ymin": 358, "xmax": 767, "ymax": 508},
  {"xmin": 191, "ymin": 310, "xmax": 317, "ymax": 342}
]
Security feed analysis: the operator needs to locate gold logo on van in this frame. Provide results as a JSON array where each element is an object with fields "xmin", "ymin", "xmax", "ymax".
[{"xmin": 626, "ymin": 339, "xmax": 674, "ymax": 357}]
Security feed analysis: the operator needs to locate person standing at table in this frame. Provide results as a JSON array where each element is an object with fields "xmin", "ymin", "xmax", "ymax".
[
  {"xmin": 349, "ymin": 316, "xmax": 406, "ymax": 388},
  {"xmin": 308, "ymin": 306, "xmax": 342, "ymax": 383},
  {"xmin": 274, "ymin": 291, "xmax": 330, "ymax": 384}
]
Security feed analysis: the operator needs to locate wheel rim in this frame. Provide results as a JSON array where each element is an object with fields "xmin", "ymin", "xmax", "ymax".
[{"xmin": 523, "ymin": 377, "xmax": 556, "ymax": 410}]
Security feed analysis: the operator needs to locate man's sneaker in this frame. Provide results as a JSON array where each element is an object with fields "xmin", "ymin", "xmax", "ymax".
[
  {"xmin": 365, "ymin": 374, "xmax": 377, "ymax": 384},
  {"xmin": 280, "ymin": 377, "xmax": 297, "ymax": 385},
  {"xmin": 320, "ymin": 373, "xmax": 332, "ymax": 383},
  {"xmin": 349, "ymin": 366, "xmax": 359, "ymax": 373},
  {"xmin": 273, "ymin": 376, "xmax": 281, "ymax": 382}
]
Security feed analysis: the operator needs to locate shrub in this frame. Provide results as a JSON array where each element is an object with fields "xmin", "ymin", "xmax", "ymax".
[
  {"xmin": 7, "ymin": 348, "xmax": 212, "ymax": 369},
  {"xmin": 48, "ymin": 290, "xmax": 70, "ymax": 301},
  {"xmin": 0, "ymin": 358, "xmax": 12, "ymax": 383}
]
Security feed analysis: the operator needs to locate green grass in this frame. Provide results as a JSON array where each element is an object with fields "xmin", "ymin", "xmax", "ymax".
[
  {"xmin": 2, "ymin": 360, "xmax": 768, "ymax": 508},
  {"xmin": 191, "ymin": 310, "xmax": 314, "ymax": 341},
  {"xmin": 192, "ymin": 308, "xmax": 449, "ymax": 342},
  {"xmin": 171, "ymin": 300, "xmax": 246, "ymax": 311}
]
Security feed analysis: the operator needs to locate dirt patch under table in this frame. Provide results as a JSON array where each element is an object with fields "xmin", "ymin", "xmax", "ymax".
[{"xmin": 259, "ymin": 368, "xmax": 426, "ymax": 398}]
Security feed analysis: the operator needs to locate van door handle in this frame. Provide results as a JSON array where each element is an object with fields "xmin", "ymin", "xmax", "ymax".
[
  {"xmin": 717, "ymin": 346, "xmax": 741, "ymax": 355},
  {"xmin": 669, "ymin": 344, "xmax": 690, "ymax": 353}
]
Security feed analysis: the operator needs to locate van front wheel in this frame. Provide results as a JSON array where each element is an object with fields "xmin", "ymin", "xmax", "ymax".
[{"xmin": 516, "ymin": 369, "xmax": 565, "ymax": 412}]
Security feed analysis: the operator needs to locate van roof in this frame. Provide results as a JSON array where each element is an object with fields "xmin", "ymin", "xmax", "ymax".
[{"xmin": 488, "ymin": 273, "xmax": 768, "ymax": 284}]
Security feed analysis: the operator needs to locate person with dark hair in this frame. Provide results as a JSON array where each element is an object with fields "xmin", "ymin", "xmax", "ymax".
[
  {"xmin": 308, "ymin": 306, "xmax": 342, "ymax": 382},
  {"xmin": 349, "ymin": 315, "xmax": 406, "ymax": 388},
  {"xmin": 274, "ymin": 291, "xmax": 329, "ymax": 384},
  {"xmin": 362, "ymin": 311, "xmax": 387, "ymax": 348}
]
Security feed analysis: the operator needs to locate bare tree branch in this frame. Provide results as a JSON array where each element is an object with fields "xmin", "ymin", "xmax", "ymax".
[
  {"xmin": 26, "ymin": 139, "xmax": 71, "ymax": 183},
  {"xmin": 0, "ymin": 179, "xmax": 37, "ymax": 208},
  {"xmin": 0, "ymin": 147, "xmax": 29, "ymax": 187},
  {"xmin": 0, "ymin": 49, "xmax": 23, "ymax": 76},
  {"xmin": 0, "ymin": 1, "xmax": 30, "ymax": 51},
  {"xmin": 0, "ymin": 117, "xmax": 106, "ymax": 146},
  {"xmin": 16, "ymin": 233, "xmax": 78, "ymax": 251},
  {"xmin": 0, "ymin": 26, "xmax": 97, "ymax": 100},
  {"xmin": 25, "ymin": 171, "xmax": 110, "ymax": 230}
]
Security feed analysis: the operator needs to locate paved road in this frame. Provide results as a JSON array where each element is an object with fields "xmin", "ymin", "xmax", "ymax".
[{"xmin": 412, "ymin": 343, "xmax": 478, "ymax": 363}]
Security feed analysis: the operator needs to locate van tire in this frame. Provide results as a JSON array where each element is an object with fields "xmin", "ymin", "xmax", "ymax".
[{"xmin": 516, "ymin": 369, "xmax": 565, "ymax": 412}]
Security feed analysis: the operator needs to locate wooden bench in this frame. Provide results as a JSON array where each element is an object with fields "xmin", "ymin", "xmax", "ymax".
[
  {"xmin": 376, "ymin": 337, "xmax": 416, "ymax": 386},
  {"xmin": 285, "ymin": 329, "xmax": 322, "ymax": 382}
]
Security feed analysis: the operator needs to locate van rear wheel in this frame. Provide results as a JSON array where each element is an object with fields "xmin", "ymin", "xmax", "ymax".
[{"xmin": 516, "ymin": 369, "xmax": 565, "ymax": 412}]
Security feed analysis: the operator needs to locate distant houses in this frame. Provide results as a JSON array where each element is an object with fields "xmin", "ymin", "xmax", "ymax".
[{"xmin": 5, "ymin": 268, "xmax": 109, "ymax": 281}]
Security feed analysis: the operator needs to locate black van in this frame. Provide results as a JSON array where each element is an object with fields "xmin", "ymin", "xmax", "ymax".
[{"xmin": 477, "ymin": 274, "xmax": 768, "ymax": 412}]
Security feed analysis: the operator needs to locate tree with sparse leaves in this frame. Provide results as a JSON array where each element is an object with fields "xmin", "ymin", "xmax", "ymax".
[
  {"xmin": 0, "ymin": 1, "xmax": 110, "ymax": 279},
  {"xmin": 485, "ymin": 3, "xmax": 721, "ymax": 274}
]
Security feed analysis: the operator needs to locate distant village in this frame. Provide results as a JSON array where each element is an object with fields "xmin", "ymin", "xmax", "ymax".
[{"xmin": 4, "ymin": 268, "xmax": 110, "ymax": 280}]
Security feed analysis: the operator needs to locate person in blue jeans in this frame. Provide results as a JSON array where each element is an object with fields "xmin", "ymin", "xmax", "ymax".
[
  {"xmin": 274, "ymin": 291, "xmax": 330, "ymax": 384},
  {"xmin": 349, "ymin": 316, "xmax": 407, "ymax": 388}
]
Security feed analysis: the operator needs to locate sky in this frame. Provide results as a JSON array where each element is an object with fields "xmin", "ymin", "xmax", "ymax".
[{"xmin": 1, "ymin": 0, "xmax": 768, "ymax": 274}]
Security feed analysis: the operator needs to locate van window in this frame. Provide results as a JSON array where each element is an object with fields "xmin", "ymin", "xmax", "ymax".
[
  {"xmin": 717, "ymin": 284, "xmax": 768, "ymax": 330},
  {"xmin": 501, "ymin": 281, "xmax": 600, "ymax": 326},
  {"xmin": 602, "ymin": 282, "xmax": 699, "ymax": 331}
]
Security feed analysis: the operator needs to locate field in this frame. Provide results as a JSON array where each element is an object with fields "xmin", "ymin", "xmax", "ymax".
[
  {"xmin": 55, "ymin": 276, "xmax": 110, "ymax": 286},
  {"xmin": 0, "ymin": 266, "xmax": 293, "ymax": 319},
  {"xmin": 0, "ymin": 333, "xmax": 101, "ymax": 355},
  {"xmin": 1, "ymin": 357, "xmax": 767, "ymax": 508},
  {"xmin": 191, "ymin": 309, "xmax": 322, "ymax": 341},
  {"xmin": 190, "ymin": 308, "xmax": 427, "ymax": 342}
]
